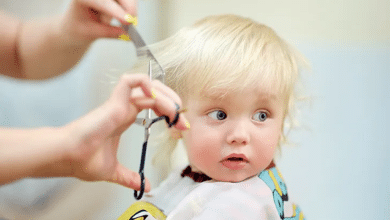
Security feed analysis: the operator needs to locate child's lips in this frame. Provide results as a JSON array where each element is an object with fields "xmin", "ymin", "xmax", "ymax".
[
  {"xmin": 221, "ymin": 153, "xmax": 248, "ymax": 170},
  {"xmin": 221, "ymin": 153, "xmax": 249, "ymax": 162}
]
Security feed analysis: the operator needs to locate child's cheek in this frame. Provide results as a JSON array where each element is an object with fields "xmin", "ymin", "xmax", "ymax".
[
  {"xmin": 257, "ymin": 132, "xmax": 280, "ymax": 164},
  {"xmin": 185, "ymin": 129, "xmax": 216, "ymax": 169},
  {"xmin": 188, "ymin": 138, "xmax": 204, "ymax": 159}
]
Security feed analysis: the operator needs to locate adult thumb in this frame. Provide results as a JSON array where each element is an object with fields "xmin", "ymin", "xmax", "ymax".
[
  {"xmin": 110, "ymin": 163, "xmax": 151, "ymax": 192},
  {"xmin": 89, "ymin": 22, "xmax": 125, "ymax": 39}
]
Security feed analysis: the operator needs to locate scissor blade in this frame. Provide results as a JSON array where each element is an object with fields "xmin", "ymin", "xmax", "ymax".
[
  {"xmin": 126, "ymin": 25, "xmax": 146, "ymax": 48},
  {"xmin": 145, "ymin": 60, "xmax": 152, "ymax": 120},
  {"xmin": 135, "ymin": 118, "xmax": 146, "ymax": 126},
  {"xmin": 122, "ymin": 24, "xmax": 166, "ymax": 83},
  {"xmin": 122, "ymin": 24, "xmax": 153, "ymax": 58}
]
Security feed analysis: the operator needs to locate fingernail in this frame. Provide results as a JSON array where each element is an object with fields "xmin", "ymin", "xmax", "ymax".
[
  {"xmin": 118, "ymin": 34, "xmax": 130, "ymax": 41},
  {"xmin": 124, "ymin": 14, "xmax": 138, "ymax": 25},
  {"xmin": 151, "ymin": 89, "xmax": 157, "ymax": 99}
]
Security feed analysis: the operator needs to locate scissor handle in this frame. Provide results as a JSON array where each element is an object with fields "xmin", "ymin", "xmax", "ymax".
[
  {"xmin": 134, "ymin": 138, "xmax": 147, "ymax": 200},
  {"xmin": 165, "ymin": 103, "xmax": 180, "ymax": 128},
  {"xmin": 133, "ymin": 103, "xmax": 181, "ymax": 200},
  {"xmin": 134, "ymin": 170, "xmax": 145, "ymax": 200}
]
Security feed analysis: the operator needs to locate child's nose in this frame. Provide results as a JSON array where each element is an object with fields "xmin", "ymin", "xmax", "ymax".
[{"xmin": 226, "ymin": 120, "xmax": 250, "ymax": 145}]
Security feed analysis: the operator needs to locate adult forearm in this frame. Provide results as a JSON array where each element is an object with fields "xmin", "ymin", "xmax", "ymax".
[
  {"xmin": 0, "ymin": 127, "xmax": 73, "ymax": 185},
  {"xmin": 0, "ymin": 11, "xmax": 22, "ymax": 78},
  {"xmin": 17, "ymin": 15, "xmax": 92, "ymax": 80}
]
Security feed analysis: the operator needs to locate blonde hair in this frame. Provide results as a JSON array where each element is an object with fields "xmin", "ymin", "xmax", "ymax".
[{"xmin": 131, "ymin": 14, "xmax": 308, "ymax": 174}]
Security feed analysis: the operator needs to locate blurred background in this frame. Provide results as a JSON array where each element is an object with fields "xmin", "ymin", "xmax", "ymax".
[{"xmin": 0, "ymin": 0, "xmax": 389, "ymax": 219}]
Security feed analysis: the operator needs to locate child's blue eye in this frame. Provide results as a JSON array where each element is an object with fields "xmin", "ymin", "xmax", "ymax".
[
  {"xmin": 208, "ymin": 110, "xmax": 227, "ymax": 120},
  {"xmin": 253, "ymin": 111, "xmax": 268, "ymax": 122}
]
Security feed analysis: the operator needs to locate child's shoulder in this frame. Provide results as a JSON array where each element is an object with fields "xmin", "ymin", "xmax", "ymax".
[{"xmin": 257, "ymin": 167, "xmax": 305, "ymax": 219}]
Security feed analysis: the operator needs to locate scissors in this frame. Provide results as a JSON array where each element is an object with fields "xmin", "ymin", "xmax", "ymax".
[{"xmin": 122, "ymin": 23, "xmax": 180, "ymax": 200}]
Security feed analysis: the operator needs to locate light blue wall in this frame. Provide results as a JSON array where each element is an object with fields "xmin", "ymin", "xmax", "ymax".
[{"xmin": 278, "ymin": 44, "xmax": 390, "ymax": 219}]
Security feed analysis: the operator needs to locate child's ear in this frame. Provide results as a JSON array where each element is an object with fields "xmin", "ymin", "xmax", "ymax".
[{"xmin": 169, "ymin": 127, "xmax": 183, "ymax": 140}]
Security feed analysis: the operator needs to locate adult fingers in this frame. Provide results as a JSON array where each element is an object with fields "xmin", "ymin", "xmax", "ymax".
[
  {"xmin": 131, "ymin": 88, "xmax": 189, "ymax": 131},
  {"xmin": 100, "ymin": 14, "xmax": 113, "ymax": 26},
  {"xmin": 151, "ymin": 80, "xmax": 182, "ymax": 106},
  {"xmin": 118, "ymin": 0, "xmax": 137, "ymax": 17},
  {"xmin": 87, "ymin": 22, "xmax": 126, "ymax": 38},
  {"xmin": 113, "ymin": 74, "xmax": 153, "ymax": 104},
  {"xmin": 151, "ymin": 80, "xmax": 189, "ymax": 130},
  {"xmin": 116, "ymin": 74, "xmax": 189, "ymax": 130},
  {"xmin": 110, "ymin": 163, "xmax": 151, "ymax": 192},
  {"xmin": 81, "ymin": 0, "xmax": 135, "ymax": 24}
]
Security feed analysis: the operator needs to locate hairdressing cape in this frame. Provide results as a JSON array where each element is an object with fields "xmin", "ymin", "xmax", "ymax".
[{"xmin": 117, "ymin": 166, "xmax": 305, "ymax": 220}]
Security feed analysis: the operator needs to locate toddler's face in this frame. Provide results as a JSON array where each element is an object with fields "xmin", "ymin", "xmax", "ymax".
[{"xmin": 182, "ymin": 86, "xmax": 285, "ymax": 182}]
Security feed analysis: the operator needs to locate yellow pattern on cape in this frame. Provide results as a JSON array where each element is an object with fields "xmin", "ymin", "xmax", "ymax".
[{"xmin": 117, "ymin": 201, "xmax": 166, "ymax": 220}]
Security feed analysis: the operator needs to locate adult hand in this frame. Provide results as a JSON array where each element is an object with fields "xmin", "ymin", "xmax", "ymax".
[
  {"xmin": 64, "ymin": 74, "xmax": 189, "ymax": 191},
  {"xmin": 60, "ymin": 0, "xmax": 137, "ymax": 44},
  {"xmin": 2, "ymin": 0, "xmax": 137, "ymax": 79}
]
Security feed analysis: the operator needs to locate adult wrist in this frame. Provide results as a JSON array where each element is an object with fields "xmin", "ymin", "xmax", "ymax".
[{"xmin": 30, "ymin": 126, "xmax": 75, "ymax": 179}]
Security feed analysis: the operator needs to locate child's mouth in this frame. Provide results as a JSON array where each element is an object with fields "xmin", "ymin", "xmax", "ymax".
[
  {"xmin": 221, "ymin": 154, "xmax": 248, "ymax": 170},
  {"xmin": 227, "ymin": 157, "xmax": 244, "ymax": 161}
]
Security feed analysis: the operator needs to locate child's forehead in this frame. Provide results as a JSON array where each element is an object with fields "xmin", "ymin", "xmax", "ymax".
[{"xmin": 195, "ymin": 86, "xmax": 280, "ymax": 101}]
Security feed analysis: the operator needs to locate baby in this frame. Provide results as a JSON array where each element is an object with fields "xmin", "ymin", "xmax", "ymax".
[{"xmin": 119, "ymin": 14, "xmax": 307, "ymax": 220}]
